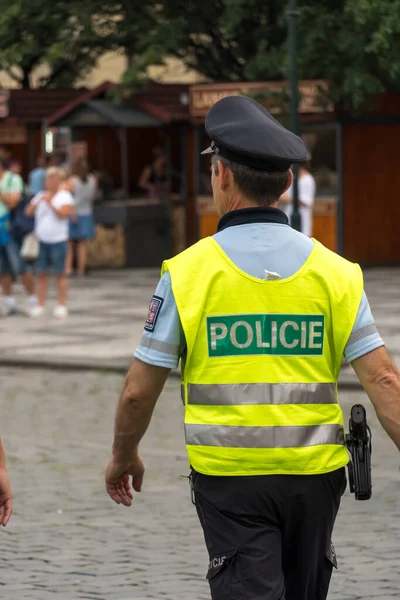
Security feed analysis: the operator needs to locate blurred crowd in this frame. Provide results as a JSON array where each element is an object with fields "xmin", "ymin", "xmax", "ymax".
[{"xmin": 0, "ymin": 150, "xmax": 98, "ymax": 319}]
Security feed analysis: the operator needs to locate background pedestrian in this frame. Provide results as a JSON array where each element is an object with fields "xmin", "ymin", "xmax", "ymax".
[
  {"xmin": 280, "ymin": 153, "xmax": 316, "ymax": 236},
  {"xmin": 0, "ymin": 437, "xmax": 12, "ymax": 527},
  {"xmin": 138, "ymin": 146, "xmax": 170, "ymax": 202},
  {"xmin": 0, "ymin": 158, "xmax": 37, "ymax": 316},
  {"xmin": 66, "ymin": 158, "xmax": 97, "ymax": 277},
  {"xmin": 28, "ymin": 156, "xmax": 47, "ymax": 197},
  {"xmin": 26, "ymin": 167, "xmax": 74, "ymax": 318}
]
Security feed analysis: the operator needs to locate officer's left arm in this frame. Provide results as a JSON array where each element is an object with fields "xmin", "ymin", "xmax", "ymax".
[{"xmin": 344, "ymin": 291, "xmax": 384, "ymax": 363}]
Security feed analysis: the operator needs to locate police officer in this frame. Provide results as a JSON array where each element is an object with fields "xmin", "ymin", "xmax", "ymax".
[{"xmin": 105, "ymin": 96, "xmax": 400, "ymax": 600}]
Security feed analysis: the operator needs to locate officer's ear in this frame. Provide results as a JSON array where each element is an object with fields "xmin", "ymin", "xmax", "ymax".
[
  {"xmin": 284, "ymin": 169, "xmax": 293, "ymax": 194},
  {"xmin": 218, "ymin": 160, "xmax": 232, "ymax": 191}
]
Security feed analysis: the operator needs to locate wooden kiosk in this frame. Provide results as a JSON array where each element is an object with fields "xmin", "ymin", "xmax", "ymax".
[{"xmin": 187, "ymin": 81, "xmax": 400, "ymax": 266}]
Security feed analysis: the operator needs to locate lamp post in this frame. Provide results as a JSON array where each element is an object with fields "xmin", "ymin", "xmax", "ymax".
[{"xmin": 287, "ymin": 0, "xmax": 301, "ymax": 232}]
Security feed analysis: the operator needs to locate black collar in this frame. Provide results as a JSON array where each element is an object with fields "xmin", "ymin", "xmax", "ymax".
[{"xmin": 217, "ymin": 207, "xmax": 289, "ymax": 232}]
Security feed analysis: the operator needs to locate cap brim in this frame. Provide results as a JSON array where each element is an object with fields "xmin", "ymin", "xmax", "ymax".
[{"xmin": 201, "ymin": 146, "xmax": 213, "ymax": 155}]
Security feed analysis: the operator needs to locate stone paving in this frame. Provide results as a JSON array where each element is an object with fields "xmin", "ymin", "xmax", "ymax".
[
  {"xmin": 1, "ymin": 267, "xmax": 400, "ymax": 388},
  {"xmin": 0, "ymin": 269, "xmax": 158, "ymax": 373},
  {"xmin": 1, "ymin": 368, "xmax": 399, "ymax": 599}
]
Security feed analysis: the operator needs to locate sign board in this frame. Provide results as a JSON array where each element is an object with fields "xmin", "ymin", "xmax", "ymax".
[
  {"xmin": 0, "ymin": 90, "xmax": 10, "ymax": 119},
  {"xmin": 190, "ymin": 80, "xmax": 334, "ymax": 118},
  {"xmin": 0, "ymin": 125, "xmax": 27, "ymax": 144},
  {"xmin": 207, "ymin": 314, "xmax": 324, "ymax": 357}
]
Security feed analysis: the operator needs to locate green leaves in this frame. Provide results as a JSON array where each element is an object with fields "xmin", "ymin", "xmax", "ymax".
[
  {"xmin": 155, "ymin": 0, "xmax": 400, "ymax": 111},
  {"xmin": 0, "ymin": 0, "xmax": 111, "ymax": 88},
  {"xmin": 0, "ymin": 0, "xmax": 399, "ymax": 112}
]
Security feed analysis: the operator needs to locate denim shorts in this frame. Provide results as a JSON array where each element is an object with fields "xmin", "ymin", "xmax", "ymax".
[
  {"xmin": 0, "ymin": 236, "xmax": 28, "ymax": 276},
  {"xmin": 69, "ymin": 215, "xmax": 95, "ymax": 240},
  {"xmin": 36, "ymin": 241, "xmax": 67, "ymax": 275}
]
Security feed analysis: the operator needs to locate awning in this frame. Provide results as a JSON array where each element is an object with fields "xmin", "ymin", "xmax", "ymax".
[{"xmin": 52, "ymin": 98, "xmax": 163, "ymax": 128}]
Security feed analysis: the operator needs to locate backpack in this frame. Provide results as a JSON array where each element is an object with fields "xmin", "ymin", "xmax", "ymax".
[{"xmin": 8, "ymin": 175, "xmax": 34, "ymax": 238}]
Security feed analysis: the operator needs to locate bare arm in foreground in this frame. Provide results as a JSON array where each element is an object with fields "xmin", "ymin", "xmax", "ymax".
[
  {"xmin": 105, "ymin": 359, "xmax": 170, "ymax": 506},
  {"xmin": 352, "ymin": 346, "xmax": 400, "ymax": 450},
  {"xmin": 0, "ymin": 438, "xmax": 12, "ymax": 526}
]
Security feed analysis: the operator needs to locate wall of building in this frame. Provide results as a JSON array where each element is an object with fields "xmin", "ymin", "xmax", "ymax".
[
  {"xmin": 0, "ymin": 54, "xmax": 204, "ymax": 90},
  {"xmin": 343, "ymin": 122, "xmax": 400, "ymax": 265}
]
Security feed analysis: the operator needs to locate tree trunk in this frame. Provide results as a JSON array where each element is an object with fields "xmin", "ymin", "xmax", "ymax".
[
  {"xmin": 21, "ymin": 69, "xmax": 31, "ymax": 89},
  {"xmin": 126, "ymin": 51, "xmax": 134, "ymax": 69}
]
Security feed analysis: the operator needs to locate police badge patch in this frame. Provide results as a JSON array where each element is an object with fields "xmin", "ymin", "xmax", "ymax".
[{"xmin": 144, "ymin": 295, "xmax": 163, "ymax": 332}]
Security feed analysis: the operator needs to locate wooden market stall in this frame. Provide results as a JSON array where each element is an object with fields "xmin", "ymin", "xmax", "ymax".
[
  {"xmin": 340, "ymin": 94, "xmax": 400, "ymax": 265},
  {"xmin": 187, "ymin": 81, "xmax": 400, "ymax": 266},
  {"xmin": 44, "ymin": 81, "xmax": 191, "ymax": 267},
  {"xmin": 0, "ymin": 88, "xmax": 83, "ymax": 174}
]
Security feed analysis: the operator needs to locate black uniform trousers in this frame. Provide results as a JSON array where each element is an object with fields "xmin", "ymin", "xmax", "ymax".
[{"xmin": 192, "ymin": 467, "xmax": 346, "ymax": 600}]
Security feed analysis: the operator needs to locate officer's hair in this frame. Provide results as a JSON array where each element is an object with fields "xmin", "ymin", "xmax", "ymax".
[{"xmin": 211, "ymin": 155, "xmax": 290, "ymax": 206}]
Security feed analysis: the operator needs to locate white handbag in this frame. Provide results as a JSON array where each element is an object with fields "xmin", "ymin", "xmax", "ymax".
[{"xmin": 20, "ymin": 233, "xmax": 39, "ymax": 261}]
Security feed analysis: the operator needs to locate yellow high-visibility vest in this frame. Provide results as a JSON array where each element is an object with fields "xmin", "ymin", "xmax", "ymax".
[{"xmin": 162, "ymin": 237, "xmax": 363, "ymax": 476}]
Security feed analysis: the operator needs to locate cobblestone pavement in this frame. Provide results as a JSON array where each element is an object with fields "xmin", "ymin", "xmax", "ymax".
[
  {"xmin": 1, "ymin": 368, "xmax": 399, "ymax": 599},
  {"xmin": 1, "ymin": 268, "xmax": 399, "ymax": 389},
  {"xmin": 0, "ymin": 269, "xmax": 158, "ymax": 373}
]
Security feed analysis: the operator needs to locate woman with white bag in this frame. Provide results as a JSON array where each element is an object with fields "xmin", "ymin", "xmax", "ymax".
[{"xmin": 25, "ymin": 167, "xmax": 74, "ymax": 318}]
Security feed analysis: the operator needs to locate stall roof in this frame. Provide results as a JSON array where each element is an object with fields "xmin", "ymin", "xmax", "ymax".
[
  {"xmin": 46, "ymin": 80, "xmax": 191, "ymax": 127},
  {"xmin": 53, "ymin": 98, "xmax": 164, "ymax": 128},
  {"xmin": 134, "ymin": 82, "xmax": 191, "ymax": 122},
  {"xmin": 2, "ymin": 88, "xmax": 85, "ymax": 126},
  {"xmin": 45, "ymin": 81, "xmax": 115, "ymax": 126}
]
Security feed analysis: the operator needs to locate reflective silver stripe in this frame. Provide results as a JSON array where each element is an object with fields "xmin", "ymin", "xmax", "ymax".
[
  {"xmin": 185, "ymin": 423, "xmax": 344, "ymax": 448},
  {"xmin": 187, "ymin": 383, "xmax": 336, "ymax": 406},
  {"xmin": 139, "ymin": 335, "xmax": 180, "ymax": 356},
  {"xmin": 347, "ymin": 323, "xmax": 378, "ymax": 347}
]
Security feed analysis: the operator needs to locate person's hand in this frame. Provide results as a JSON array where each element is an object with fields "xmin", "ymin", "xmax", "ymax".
[
  {"xmin": 0, "ymin": 467, "xmax": 12, "ymax": 527},
  {"xmin": 105, "ymin": 454, "xmax": 145, "ymax": 507},
  {"xmin": 70, "ymin": 213, "xmax": 78, "ymax": 224}
]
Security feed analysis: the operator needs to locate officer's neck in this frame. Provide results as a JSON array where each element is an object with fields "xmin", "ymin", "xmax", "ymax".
[{"xmin": 224, "ymin": 196, "xmax": 279, "ymax": 213}]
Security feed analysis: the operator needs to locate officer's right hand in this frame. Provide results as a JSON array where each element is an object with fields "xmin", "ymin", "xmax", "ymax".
[
  {"xmin": 105, "ymin": 454, "xmax": 145, "ymax": 507},
  {"xmin": 0, "ymin": 467, "xmax": 12, "ymax": 526}
]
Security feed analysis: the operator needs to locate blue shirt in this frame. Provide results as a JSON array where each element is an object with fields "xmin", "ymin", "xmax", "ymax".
[
  {"xmin": 28, "ymin": 168, "xmax": 46, "ymax": 196},
  {"xmin": 134, "ymin": 219, "xmax": 384, "ymax": 369}
]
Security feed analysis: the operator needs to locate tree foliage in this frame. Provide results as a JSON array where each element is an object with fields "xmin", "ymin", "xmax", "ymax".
[
  {"xmin": 94, "ymin": 1, "xmax": 168, "ymax": 92},
  {"xmin": 154, "ymin": 0, "xmax": 400, "ymax": 110},
  {"xmin": 158, "ymin": 0, "xmax": 288, "ymax": 82},
  {"xmin": 299, "ymin": 0, "xmax": 400, "ymax": 109},
  {"xmin": 0, "ymin": 0, "xmax": 110, "ymax": 88},
  {"xmin": 0, "ymin": 0, "xmax": 399, "ymax": 111}
]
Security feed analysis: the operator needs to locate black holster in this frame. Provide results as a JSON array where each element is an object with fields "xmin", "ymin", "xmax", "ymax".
[{"xmin": 345, "ymin": 404, "xmax": 372, "ymax": 501}]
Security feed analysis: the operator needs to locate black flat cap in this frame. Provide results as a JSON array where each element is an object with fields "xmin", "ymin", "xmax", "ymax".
[{"xmin": 202, "ymin": 95, "xmax": 307, "ymax": 171}]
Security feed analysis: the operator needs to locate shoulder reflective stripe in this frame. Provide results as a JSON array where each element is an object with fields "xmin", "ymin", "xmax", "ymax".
[
  {"xmin": 139, "ymin": 335, "xmax": 180, "ymax": 356},
  {"xmin": 185, "ymin": 423, "xmax": 345, "ymax": 448},
  {"xmin": 187, "ymin": 383, "xmax": 336, "ymax": 406},
  {"xmin": 346, "ymin": 323, "xmax": 378, "ymax": 346}
]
